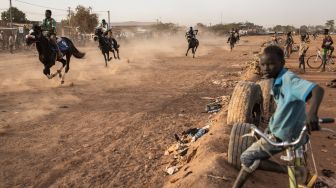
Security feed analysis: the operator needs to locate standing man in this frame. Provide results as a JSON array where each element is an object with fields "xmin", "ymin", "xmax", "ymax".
[
  {"xmin": 284, "ymin": 31, "xmax": 294, "ymax": 58},
  {"xmin": 0, "ymin": 31, "xmax": 4, "ymax": 50},
  {"xmin": 299, "ymin": 34, "xmax": 309, "ymax": 73},
  {"xmin": 40, "ymin": 10, "xmax": 62, "ymax": 59},
  {"xmin": 321, "ymin": 29, "xmax": 334, "ymax": 72},
  {"xmin": 8, "ymin": 33, "xmax": 14, "ymax": 54}
]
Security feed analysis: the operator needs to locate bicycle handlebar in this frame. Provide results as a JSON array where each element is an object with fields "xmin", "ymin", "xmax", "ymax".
[
  {"xmin": 246, "ymin": 118, "xmax": 335, "ymax": 148},
  {"xmin": 248, "ymin": 125, "xmax": 307, "ymax": 147}
]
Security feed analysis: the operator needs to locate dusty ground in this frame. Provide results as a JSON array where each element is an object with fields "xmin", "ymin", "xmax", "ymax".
[{"xmin": 0, "ymin": 34, "xmax": 335, "ymax": 188}]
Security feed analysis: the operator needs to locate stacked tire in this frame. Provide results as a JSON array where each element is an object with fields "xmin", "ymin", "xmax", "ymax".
[{"xmin": 227, "ymin": 80, "xmax": 274, "ymax": 169}]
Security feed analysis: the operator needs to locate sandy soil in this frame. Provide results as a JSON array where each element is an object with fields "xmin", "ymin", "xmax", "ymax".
[{"xmin": 0, "ymin": 34, "xmax": 335, "ymax": 188}]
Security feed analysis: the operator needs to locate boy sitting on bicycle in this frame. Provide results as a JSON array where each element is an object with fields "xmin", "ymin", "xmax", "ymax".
[
  {"xmin": 321, "ymin": 29, "xmax": 334, "ymax": 72},
  {"xmin": 233, "ymin": 45, "xmax": 324, "ymax": 188}
]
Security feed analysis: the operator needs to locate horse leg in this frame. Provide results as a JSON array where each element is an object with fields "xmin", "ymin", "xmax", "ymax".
[
  {"xmin": 61, "ymin": 54, "xmax": 71, "ymax": 84},
  {"xmin": 186, "ymin": 48, "xmax": 190, "ymax": 56},
  {"xmin": 57, "ymin": 59, "xmax": 67, "ymax": 78},
  {"xmin": 44, "ymin": 66, "xmax": 53, "ymax": 79},
  {"xmin": 112, "ymin": 50, "xmax": 117, "ymax": 59},
  {"xmin": 192, "ymin": 47, "xmax": 195, "ymax": 58},
  {"xmin": 107, "ymin": 52, "xmax": 112, "ymax": 61},
  {"xmin": 116, "ymin": 48, "xmax": 120, "ymax": 59},
  {"xmin": 103, "ymin": 52, "xmax": 108, "ymax": 67}
]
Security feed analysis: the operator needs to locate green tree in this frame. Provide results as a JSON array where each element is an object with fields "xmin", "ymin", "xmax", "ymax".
[
  {"xmin": 325, "ymin": 20, "xmax": 335, "ymax": 31},
  {"xmin": 299, "ymin": 25, "xmax": 308, "ymax": 33},
  {"xmin": 1, "ymin": 7, "xmax": 28, "ymax": 23},
  {"xmin": 70, "ymin": 5, "xmax": 98, "ymax": 33}
]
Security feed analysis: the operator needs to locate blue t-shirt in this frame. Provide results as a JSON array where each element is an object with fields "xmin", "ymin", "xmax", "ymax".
[{"xmin": 269, "ymin": 69, "xmax": 316, "ymax": 141}]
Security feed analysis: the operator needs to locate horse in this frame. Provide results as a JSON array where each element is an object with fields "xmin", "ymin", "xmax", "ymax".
[
  {"xmin": 227, "ymin": 34, "xmax": 237, "ymax": 51},
  {"xmin": 186, "ymin": 37, "xmax": 199, "ymax": 58},
  {"xmin": 94, "ymin": 28, "xmax": 120, "ymax": 67},
  {"xmin": 26, "ymin": 25, "xmax": 85, "ymax": 84}
]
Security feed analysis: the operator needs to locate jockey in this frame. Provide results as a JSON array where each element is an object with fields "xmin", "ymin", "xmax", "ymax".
[
  {"xmin": 186, "ymin": 27, "xmax": 198, "ymax": 41},
  {"xmin": 40, "ymin": 10, "xmax": 62, "ymax": 59},
  {"xmin": 100, "ymin": 19, "xmax": 109, "ymax": 34},
  {"xmin": 99, "ymin": 19, "xmax": 117, "ymax": 50},
  {"xmin": 227, "ymin": 31, "xmax": 236, "ymax": 44}
]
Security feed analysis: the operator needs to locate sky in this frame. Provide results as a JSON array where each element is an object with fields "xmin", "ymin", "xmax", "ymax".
[{"xmin": 0, "ymin": 0, "xmax": 335, "ymax": 27}]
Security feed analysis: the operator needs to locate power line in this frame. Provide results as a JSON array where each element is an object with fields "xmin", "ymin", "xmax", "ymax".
[{"xmin": 13, "ymin": 0, "xmax": 68, "ymax": 12}]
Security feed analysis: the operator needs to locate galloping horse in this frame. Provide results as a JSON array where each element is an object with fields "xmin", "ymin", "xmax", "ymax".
[
  {"xmin": 94, "ymin": 28, "xmax": 120, "ymax": 67},
  {"xmin": 186, "ymin": 36, "xmax": 199, "ymax": 58},
  {"xmin": 26, "ymin": 25, "xmax": 85, "ymax": 84},
  {"xmin": 227, "ymin": 33, "xmax": 237, "ymax": 51}
]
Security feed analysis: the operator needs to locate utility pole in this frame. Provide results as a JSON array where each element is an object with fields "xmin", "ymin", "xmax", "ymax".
[
  {"xmin": 68, "ymin": 7, "xmax": 71, "ymax": 37},
  {"xmin": 107, "ymin": 10, "xmax": 110, "ymax": 29},
  {"xmin": 221, "ymin": 12, "xmax": 223, "ymax": 25},
  {"xmin": 9, "ymin": 0, "xmax": 13, "ymax": 28}
]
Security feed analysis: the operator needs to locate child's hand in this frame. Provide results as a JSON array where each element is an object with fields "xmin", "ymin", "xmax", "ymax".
[{"xmin": 306, "ymin": 113, "xmax": 320, "ymax": 133}]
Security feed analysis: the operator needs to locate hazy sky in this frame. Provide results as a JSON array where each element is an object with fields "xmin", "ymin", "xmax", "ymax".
[{"xmin": 0, "ymin": 0, "xmax": 335, "ymax": 27}]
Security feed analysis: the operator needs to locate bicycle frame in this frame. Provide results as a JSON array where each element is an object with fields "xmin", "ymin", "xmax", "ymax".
[{"xmin": 245, "ymin": 118, "xmax": 336, "ymax": 188}]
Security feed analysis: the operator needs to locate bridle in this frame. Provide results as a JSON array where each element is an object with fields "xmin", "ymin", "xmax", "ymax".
[{"xmin": 25, "ymin": 29, "xmax": 41, "ymax": 44}]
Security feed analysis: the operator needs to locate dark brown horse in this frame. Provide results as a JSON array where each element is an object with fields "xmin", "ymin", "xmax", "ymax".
[
  {"xmin": 186, "ymin": 37, "xmax": 199, "ymax": 58},
  {"xmin": 94, "ymin": 28, "xmax": 120, "ymax": 67},
  {"xmin": 26, "ymin": 25, "xmax": 85, "ymax": 84}
]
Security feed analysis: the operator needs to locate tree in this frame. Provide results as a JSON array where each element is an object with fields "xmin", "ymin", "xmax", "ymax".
[
  {"xmin": 325, "ymin": 20, "xmax": 335, "ymax": 31},
  {"xmin": 299, "ymin": 25, "xmax": 308, "ymax": 33},
  {"xmin": 70, "ymin": 5, "xmax": 98, "ymax": 33},
  {"xmin": 1, "ymin": 7, "xmax": 28, "ymax": 23}
]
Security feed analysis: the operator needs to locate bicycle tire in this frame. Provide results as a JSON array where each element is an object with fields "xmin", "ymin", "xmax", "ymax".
[
  {"xmin": 306, "ymin": 55, "xmax": 323, "ymax": 69},
  {"xmin": 327, "ymin": 58, "xmax": 336, "ymax": 72}
]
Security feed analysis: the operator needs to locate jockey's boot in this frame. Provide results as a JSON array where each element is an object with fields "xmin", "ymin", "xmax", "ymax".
[
  {"xmin": 258, "ymin": 160, "xmax": 287, "ymax": 173},
  {"xmin": 51, "ymin": 40, "xmax": 62, "ymax": 59},
  {"xmin": 232, "ymin": 169, "xmax": 251, "ymax": 188},
  {"xmin": 56, "ymin": 47, "xmax": 63, "ymax": 59}
]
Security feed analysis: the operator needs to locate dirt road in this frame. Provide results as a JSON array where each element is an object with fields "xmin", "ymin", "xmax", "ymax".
[{"xmin": 0, "ymin": 35, "xmax": 335, "ymax": 188}]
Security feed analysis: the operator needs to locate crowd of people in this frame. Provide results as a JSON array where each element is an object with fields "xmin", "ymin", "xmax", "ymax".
[{"xmin": 0, "ymin": 30, "xmax": 27, "ymax": 53}]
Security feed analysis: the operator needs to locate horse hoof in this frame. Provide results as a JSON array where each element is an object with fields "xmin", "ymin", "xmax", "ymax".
[{"xmin": 61, "ymin": 81, "xmax": 64, "ymax": 84}]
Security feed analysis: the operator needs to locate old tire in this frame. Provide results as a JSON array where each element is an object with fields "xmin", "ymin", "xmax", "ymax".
[
  {"xmin": 257, "ymin": 79, "xmax": 276, "ymax": 129},
  {"xmin": 228, "ymin": 123, "xmax": 256, "ymax": 169},
  {"xmin": 227, "ymin": 81, "xmax": 263, "ymax": 127}
]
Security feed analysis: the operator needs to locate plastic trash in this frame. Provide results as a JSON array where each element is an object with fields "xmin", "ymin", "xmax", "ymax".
[{"xmin": 191, "ymin": 125, "xmax": 210, "ymax": 142}]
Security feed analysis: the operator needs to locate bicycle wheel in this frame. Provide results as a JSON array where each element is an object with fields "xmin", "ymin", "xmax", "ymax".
[
  {"xmin": 327, "ymin": 58, "xmax": 336, "ymax": 72},
  {"xmin": 306, "ymin": 55, "xmax": 323, "ymax": 69}
]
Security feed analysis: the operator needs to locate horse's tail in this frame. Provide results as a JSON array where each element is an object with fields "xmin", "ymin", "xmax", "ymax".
[
  {"xmin": 62, "ymin": 37, "xmax": 86, "ymax": 58},
  {"xmin": 72, "ymin": 46, "xmax": 86, "ymax": 58}
]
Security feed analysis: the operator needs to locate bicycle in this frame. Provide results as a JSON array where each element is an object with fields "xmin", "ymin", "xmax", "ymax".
[
  {"xmin": 306, "ymin": 48, "xmax": 336, "ymax": 71},
  {"xmin": 240, "ymin": 118, "xmax": 335, "ymax": 188}
]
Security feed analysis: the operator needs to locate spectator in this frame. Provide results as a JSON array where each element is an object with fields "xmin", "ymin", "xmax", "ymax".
[
  {"xmin": 9, "ymin": 34, "xmax": 14, "ymax": 54},
  {"xmin": 0, "ymin": 31, "xmax": 4, "ymax": 50}
]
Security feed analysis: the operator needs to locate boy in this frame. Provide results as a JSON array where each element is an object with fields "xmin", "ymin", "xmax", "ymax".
[
  {"xmin": 232, "ymin": 45, "xmax": 324, "ymax": 188},
  {"xmin": 299, "ymin": 34, "xmax": 309, "ymax": 73},
  {"xmin": 321, "ymin": 29, "xmax": 334, "ymax": 72}
]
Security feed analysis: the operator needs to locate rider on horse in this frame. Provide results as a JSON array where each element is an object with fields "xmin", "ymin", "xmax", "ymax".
[
  {"xmin": 99, "ymin": 19, "xmax": 117, "ymax": 50},
  {"xmin": 40, "ymin": 10, "xmax": 62, "ymax": 59},
  {"xmin": 186, "ymin": 27, "xmax": 198, "ymax": 42}
]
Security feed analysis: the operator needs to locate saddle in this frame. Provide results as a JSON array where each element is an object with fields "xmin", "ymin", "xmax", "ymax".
[{"xmin": 49, "ymin": 38, "xmax": 69, "ymax": 52}]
